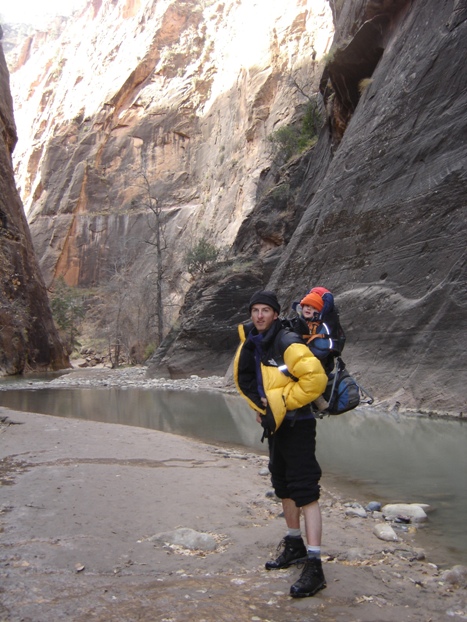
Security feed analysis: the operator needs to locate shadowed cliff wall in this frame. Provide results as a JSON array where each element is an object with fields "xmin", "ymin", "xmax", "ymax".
[
  {"xmin": 0, "ymin": 30, "xmax": 69, "ymax": 374},
  {"xmin": 268, "ymin": 0, "xmax": 467, "ymax": 413}
]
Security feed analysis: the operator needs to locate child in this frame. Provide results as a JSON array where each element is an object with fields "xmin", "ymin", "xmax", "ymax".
[
  {"xmin": 290, "ymin": 288, "xmax": 372, "ymax": 415},
  {"xmin": 300, "ymin": 287, "xmax": 334, "ymax": 322},
  {"xmin": 290, "ymin": 287, "xmax": 345, "ymax": 374}
]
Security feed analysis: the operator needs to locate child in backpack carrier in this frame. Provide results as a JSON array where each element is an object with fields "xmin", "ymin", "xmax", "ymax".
[
  {"xmin": 289, "ymin": 287, "xmax": 373, "ymax": 415},
  {"xmin": 290, "ymin": 287, "xmax": 346, "ymax": 375},
  {"xmin": 286, "ymin": 287, "xmax": 345, "ymax": 413}
]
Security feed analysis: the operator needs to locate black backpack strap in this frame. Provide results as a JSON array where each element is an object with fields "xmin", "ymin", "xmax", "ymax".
[{"xmin": 328, "ymin": 356, "xmax": 345, "ymax": 403}]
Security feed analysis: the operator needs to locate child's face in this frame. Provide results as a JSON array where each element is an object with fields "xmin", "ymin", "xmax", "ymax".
[{"xmin": 302, "ymin": 304, "xmax": 320, "ymax": 319}]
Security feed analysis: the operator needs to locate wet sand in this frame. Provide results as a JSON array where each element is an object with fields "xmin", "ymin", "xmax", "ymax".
[{"xmin": 1, "ymin": 405, "xmax": 466, "ymax": 622}]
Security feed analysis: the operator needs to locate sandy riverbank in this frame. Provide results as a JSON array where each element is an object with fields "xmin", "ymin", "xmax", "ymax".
[{"xmin": 0, "ymin": 368, "xmax": 466, "ymax": 621}]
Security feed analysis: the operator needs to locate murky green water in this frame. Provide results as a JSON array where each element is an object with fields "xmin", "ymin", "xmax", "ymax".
[{"xmin": 1, "ymin": 385, "xmax": 466, "ymax": 565}]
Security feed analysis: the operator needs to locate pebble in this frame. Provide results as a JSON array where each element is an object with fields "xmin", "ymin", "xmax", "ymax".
[
  {"xmin": 345, "ymin": 504, "xmax": 368, "ymax": 518},
  {"xmin": 0, "ymin": 367, "xmax": 235, "ymax": 394},
  {"xmin": 440, "ymin": 565, "xmax": 467, "ymax": 587},
  {"xmin": 373, "ymin": 523, "xmax": 399, "ymax": 542}
]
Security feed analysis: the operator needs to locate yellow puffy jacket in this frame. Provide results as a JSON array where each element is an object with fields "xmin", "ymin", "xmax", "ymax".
[{"xmin": 233, "ymin": 319, "xmax": 328, "ymax": 433}]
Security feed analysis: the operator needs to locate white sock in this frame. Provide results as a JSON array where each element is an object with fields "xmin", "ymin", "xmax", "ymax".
[
  {"xmin": 307, "ymin": 545, "xmax": 321, "ymax": 559},
  {"xmin": 287, "ymin": 528, "xmax": 302, "ymax": 538}
]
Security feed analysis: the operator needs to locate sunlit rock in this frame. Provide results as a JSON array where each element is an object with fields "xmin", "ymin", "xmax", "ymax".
[
  {"xmin": 373, "ymin": 523, "xmax": 398, "ymax": 542},
  {"xmin": 382, "ymin": 504, "xmax": 428, "ymax": 524}
]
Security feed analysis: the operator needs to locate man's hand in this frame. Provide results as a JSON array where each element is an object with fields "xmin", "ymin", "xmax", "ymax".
[{"xmin": 257, "ymin": 397, "xmax": 268, "ymax": 424}]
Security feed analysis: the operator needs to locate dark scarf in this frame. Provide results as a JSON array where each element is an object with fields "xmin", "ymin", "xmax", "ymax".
[{"xmin": 247, "ymin": 331, "xmax": 266, "ymax": 401}]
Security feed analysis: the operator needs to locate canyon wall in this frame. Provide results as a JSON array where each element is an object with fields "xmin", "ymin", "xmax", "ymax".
[
  {"xmin": 7, "ymin": 0, "xmax": 467, "ymax": 412},
  {"xmin": 269, "ymin": 0, "xmax": 467, "ymax": 414},
  {"xmin": 0, "ymin": 30, "xmax": 69, "ymax": 374},
  {"xmin": 149, "ymin": 0, "xmax": 467, "ymax": 415},
  {"xmin": 10, "ymin": 0, "xmax": 333, "ymax": 317}
]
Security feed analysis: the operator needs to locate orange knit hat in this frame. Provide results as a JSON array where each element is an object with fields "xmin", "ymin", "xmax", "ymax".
[{"xmin": 300, "ymin": 291, "xmax": 324, "ymax": 311}]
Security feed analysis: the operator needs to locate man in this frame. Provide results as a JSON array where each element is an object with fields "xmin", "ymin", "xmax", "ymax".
[{"xmin": 233, "ymin": 290, "xmax": 328, "ymax": 598}]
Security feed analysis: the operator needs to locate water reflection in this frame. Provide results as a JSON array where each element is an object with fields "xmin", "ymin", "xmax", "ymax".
[
  {"xmin": 315, "ymin": 410, "xmax": 467, "ymax": 564},
  {"xmin": 316, "ymin": 410, "xmax": 466, "ymax": 501},
  {"xmin": 0, "ymin": 387, "xmax": 266, "ymax": 452},
  {"xmin": 1, "ymin": 387, "xmax": 466, "ymax": 564}
]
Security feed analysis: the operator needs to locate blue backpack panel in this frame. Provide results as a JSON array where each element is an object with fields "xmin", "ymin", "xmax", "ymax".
[{"xmin": 324, "ymin": 368, "xmax": 361, "ymax": 414}]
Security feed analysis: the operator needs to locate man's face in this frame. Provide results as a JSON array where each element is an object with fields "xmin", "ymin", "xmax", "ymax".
[{"xmin": 251, "ymin": 304, "xmax": 278, "ymax": 333}]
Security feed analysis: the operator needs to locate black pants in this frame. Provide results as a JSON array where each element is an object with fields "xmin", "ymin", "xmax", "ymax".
[{"xmin": 268, "ymin": 417, "xmax": 322, "ymax": 507}]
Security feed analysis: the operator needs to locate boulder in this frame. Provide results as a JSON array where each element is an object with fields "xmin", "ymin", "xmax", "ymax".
[{"xmin": 381, "ymin": 504, "xmax": 428, "ymax": 524}]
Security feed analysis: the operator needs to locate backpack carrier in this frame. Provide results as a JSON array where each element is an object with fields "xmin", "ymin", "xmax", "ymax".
[
  {"xmin": 283, "ymin": 308, "xmax": 374, "ymax": 417},
  {"xmin": 284, "ymin": 305, "xmax": 346, "ymax": 374}
]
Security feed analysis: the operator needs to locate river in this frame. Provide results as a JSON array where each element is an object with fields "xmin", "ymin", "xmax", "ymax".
[{"xmin": 0, "ymin": 384, "xmax": 466, "ymax": 565}]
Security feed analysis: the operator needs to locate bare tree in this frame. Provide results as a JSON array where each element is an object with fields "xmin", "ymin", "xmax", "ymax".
[
  {"xmin": 135, "ymin": 170, "xmax": 166, "ymax": 346},
  {"xmin": 98, "ymin": 246, "xmax": 136, "ymax": 367},
  {"xmin": 84, "ymin": 163, "xmax": 172, "ymax": 364}
]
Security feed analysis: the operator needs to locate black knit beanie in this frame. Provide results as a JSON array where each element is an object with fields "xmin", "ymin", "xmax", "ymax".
[{"xmin": 248, "ymin": 290, "xmax": 281, "ymax": 314}]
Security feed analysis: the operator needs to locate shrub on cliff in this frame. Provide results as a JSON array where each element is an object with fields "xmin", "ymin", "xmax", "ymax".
[
  {"xmin": 268, "ymin": 100, "xmax": 322, "ymax": 164},
  {"xmin": 50, "ymin": 278, "xmax": 85, "ymax": 355},
  {"xmin": 185, "ymin": 237, "xmax": 219, "ymax": 275}
]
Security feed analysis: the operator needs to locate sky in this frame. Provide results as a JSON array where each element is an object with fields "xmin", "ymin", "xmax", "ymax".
[{"xmin": 0, "ymin": 0, "xmax": 85, "ymax": 25}]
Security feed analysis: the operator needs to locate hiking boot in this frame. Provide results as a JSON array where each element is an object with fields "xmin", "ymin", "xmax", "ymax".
[
  {"xmin": 290, "ymin": 557, "xmax": 326, "ymax": 598},
  {"xmin": 265, "ymin": 536, "xmax": 307, "ymax": 570}
]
